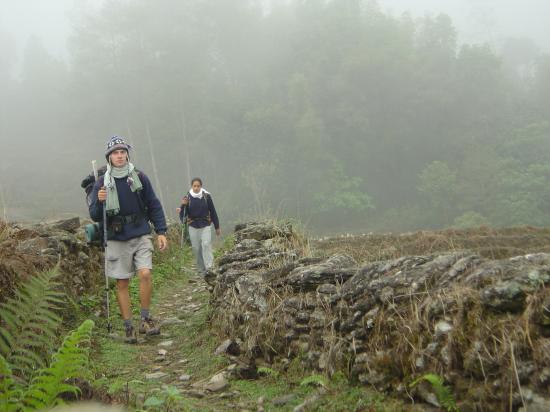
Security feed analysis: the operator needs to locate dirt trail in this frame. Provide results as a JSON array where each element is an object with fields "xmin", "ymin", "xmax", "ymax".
[
  {"xmin": 92, "ymin": 247, "xmax": 249, "ymax": 411},
  {"xmin": 123, "ymin": 276, "xmax": 210, "ymax": 383}
]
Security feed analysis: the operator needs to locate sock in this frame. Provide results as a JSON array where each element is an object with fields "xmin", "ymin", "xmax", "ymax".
[
  {"xmin": 140, "ymin": 308, "xmax": 150, "ymax": 320},
  {"xmin": 123, "ymin": 319, "xmax": 133, "ymax": 329}
]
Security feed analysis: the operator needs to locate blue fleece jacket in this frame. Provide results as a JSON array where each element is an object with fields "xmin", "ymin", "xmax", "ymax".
[
  {"xmin": 178, "ymin": 193, "xmax": 220, "ymax": 230},
  {"xmin": 89, "ymin": 172, "xmax": 167, "ymax": 241}
]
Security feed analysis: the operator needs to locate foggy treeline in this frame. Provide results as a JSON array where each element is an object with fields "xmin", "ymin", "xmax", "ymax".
[{"xmin": 1, "ymin": 0, "xmax": 549, "ymax": 233}]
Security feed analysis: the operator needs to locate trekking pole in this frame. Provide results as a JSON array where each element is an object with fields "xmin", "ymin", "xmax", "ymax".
[
  {"xmin": 180, "ymin": 200, "xmax": 188, "ymax": 249},
  {"xmin": 102, "ymin": 195, "xmax": 112, "ymax": 333},
  {"xmin": 93, "ymin": 160, "xmax": 112, "ymax": 334},
  {"xmin": 180, "ymin": 215, "xmax": 184, "ymax": 249},
  {"xmin": 180, "ymin": 204, "xmax": 188, "ymax": 249}
]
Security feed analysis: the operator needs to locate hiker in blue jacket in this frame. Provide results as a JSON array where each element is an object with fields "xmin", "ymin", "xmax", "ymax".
[
  {"xmin": 89, "ymin": 136, "xmax": 168, "ymax": 343},
  {"xmin": 177, "ymin": 178, "xmax": 220, "ymax": 277}
]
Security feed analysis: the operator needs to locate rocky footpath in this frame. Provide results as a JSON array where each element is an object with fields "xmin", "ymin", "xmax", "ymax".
[
  {"xmin": 209, "ymin": 222, "xmax": 550, "ymax": 411},
  {"xmin": 0, "ymin": 217, "xmax": 103, "ymax": 301}
]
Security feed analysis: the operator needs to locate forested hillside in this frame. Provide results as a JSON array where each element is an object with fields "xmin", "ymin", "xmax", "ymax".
[{"xmin": 1, "ymin": 0, "xmax": 549, "ymax": 233}]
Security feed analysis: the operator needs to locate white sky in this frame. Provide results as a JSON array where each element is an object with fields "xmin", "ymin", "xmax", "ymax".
[
  {"xmin": 0, "ymin": 0, "xmax": 548, "ymax": 63},
  {"xmin": 0, "ymin": 0, "xmax": 102, "ymax": 61}
]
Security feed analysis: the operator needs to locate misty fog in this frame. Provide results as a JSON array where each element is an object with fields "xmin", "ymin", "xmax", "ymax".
[{"xmin": 1, "ymin": 0, "xmax": 549, "ymax": 234}]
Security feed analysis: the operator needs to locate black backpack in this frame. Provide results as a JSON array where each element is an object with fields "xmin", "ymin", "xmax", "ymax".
[
  {"xmin": 81, "ymin": 166, "xmax": 108, "ymax": 207},
  {"xmin": 80, "ymin": 166, "xmax": 107, "ymax": 244}
]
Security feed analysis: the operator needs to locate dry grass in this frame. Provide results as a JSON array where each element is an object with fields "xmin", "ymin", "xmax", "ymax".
[
  {"xmin": 233, "ymin": 267, "xmax": 539, "ymax": 409},
  {"xmin": 343, "ymin": 281, "xmax": 548, "ymax": 409},
  {"xmin": 210, "ymin": 222, "xmax": 550, "ymax": 410},
  {"xmin": 210, "ymin": 221, "xmax": 312, "ymax": 349},
  {"xmin": 313, "ymin": 226, "xmax": 550, "ymax": 264},
  {"xmin": 0, "ymin": 219, "xmax": 10, "ymax": 243}
]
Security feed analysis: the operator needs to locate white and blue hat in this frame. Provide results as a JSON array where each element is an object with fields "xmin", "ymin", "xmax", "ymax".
[{"xmin": 105, "ymin": 135, "xmax": 131, "ymax": 159}]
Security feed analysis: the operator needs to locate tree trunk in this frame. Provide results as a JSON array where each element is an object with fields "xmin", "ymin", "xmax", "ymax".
[{"xmin": 145, "ymin": 120, "xmax": 167, "ymax": 212}]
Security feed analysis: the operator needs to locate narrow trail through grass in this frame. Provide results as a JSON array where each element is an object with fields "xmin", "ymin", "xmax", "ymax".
[
  {"xmin": 90, "ymin": 242, "xmax": 231, "ymax": 410},
  {"xmin": 89, "ymin": 237, "xmax": 404, "ymax": 411}
]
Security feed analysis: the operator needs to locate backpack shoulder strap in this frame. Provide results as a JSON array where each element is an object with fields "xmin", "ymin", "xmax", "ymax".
[{"xmin": 135, "ymin": 171, "xmax": 148, "ymax": 215}]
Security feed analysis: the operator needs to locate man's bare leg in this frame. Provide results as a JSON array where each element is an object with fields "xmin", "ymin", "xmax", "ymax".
[
  {"xmin": 137, "ymin": 268, "xmax": 160, "ymax": 335},
  {"xmin": 137, "ymin": 268, "xmax": 152, "ymax": 309},
  {"xmin": 116, "ymin": 279, "xmax": 131, "ymax": 320},
  {"xmin": 116, "ymin": 278, "xmax": 137, "ymax": 343}
]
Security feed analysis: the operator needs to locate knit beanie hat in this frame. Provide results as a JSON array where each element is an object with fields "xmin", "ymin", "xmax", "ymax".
[{"xmin": 105, "ymin": 136, "xmax": 131, "ymax": 160}]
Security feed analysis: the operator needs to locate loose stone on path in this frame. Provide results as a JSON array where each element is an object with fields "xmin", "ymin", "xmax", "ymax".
[
  {"xmin": 145, "ymin": 372, "xmax": 168, "ymax": 380},
  {"xmin": 178, "ymin": 374, "xmax": 192, "ymax": 382},
  {"xmin": 182, "ymin": 389, "xmax": 205, "ymax": 398},
  {"xmin": 204, "ymin": 372, "xmax": 229, "ymax": 393}
]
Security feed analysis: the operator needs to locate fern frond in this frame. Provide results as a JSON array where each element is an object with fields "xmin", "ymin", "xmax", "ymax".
[
  {"xmin": 0, "ymin": 307, "xmax": 18, "ymax": 327},
  {"xmin": 0, "ymin": 354, "xmax": 23, "ymax": 412},
  {"xmin": 300, "ymin": 374, "xmax": 328, "ymax": 387},
  {"xmin": 0, "ymin": 268, "xmax": 65, "ymax": 378},
  {"xmin": 0, "ymin": 328, "xmax": 14, "ymax": 354},
  {"xmin": 10, "ymin": 349, "xmax": 45, "ymax": 370},
  {"xmin": 410, "ymin": 373, "xmax": 458, "ymax": 412},
  {"xmin": 30, "ymin": 313, "xmax": 63, "ymax": 326},
  {"xmin": 19, "ymin": 327, "xmax": 59, "ymax": 345},
  {"xmin": 258, "ymin": 366, "xmax": 280, "ymax": 378},
  {"xmin": 21, "ymin": 319, "xmax": 94, "ymax": 410}
]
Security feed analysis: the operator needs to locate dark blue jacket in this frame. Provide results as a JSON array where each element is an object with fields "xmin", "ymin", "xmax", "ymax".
[
  {"xmin": 179, "ymin": 193, "xmax": 220, "ymax": 230},
  {"xmin": 89, "ymin": 172, "xmax": 167, "ymax": 241}
]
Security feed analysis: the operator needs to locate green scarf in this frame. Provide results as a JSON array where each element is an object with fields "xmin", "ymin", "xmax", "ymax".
[{"xmin": 103, "ymin": 162, "xmax": 143, "ymax": 216}]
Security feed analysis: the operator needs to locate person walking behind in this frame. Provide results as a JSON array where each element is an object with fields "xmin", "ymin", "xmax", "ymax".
[
  {"xmin": 177, "ymin": 178, "xmax": 220, "ymax": 277},
  {"xmin": 89, "ymin": 136, "xmax": 168, "ymax": 344}
]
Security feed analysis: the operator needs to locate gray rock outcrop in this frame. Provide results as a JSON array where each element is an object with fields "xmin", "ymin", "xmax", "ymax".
[
  {"xmin": 209, "ymin": 222, "xmax": 550, "ymax": 410},
  {"xmin": 0, "ymin": 217, "xmax": 103, "ymax": 301}
]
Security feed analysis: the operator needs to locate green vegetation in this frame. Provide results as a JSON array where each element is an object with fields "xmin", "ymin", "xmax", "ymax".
[
  {"xmin": 0, "ymin": 268, "xmax": 64, "ymax": 377},
  {"xmin": 231, "ymin": 368, "xmax": 400, "ymax": 412},
  {"xmin": 90, "ymin": 242, "xmax": 230, "ymax": 408},
  {"xmin": 315, "ymin": 372, "xmax": 391, "ymax": 412},
  {"xmin": 3, "ymin": 1, "xmax": 550, "ymax": 233},
  {"xmin": 140, "ymin": 386, "xmax": 194, "ymax": 412},
  {"xmin": 0, "ymin": 266, "xmax": 96, "ymax": 410},
  {"xmin": 214, "ymin": 234, "xmax": 235, "ymax": 260},
  {"xmin": 92, "ymin": 336, "xmax": 140, "ymax": 390},
  {"xmin": 257, "ymin": 366, "xmax": 280, "ymax": 378},
  {"xmin": 0, "ymin": 319, "xmax": 94, "ymax": 411},
  {"xmin": 299, "ymin": 374, "xmax": 328, "ymax": 388},
  {"xmin": 410, "ymin": 373, "xmax": 458, "ymax": 412}
]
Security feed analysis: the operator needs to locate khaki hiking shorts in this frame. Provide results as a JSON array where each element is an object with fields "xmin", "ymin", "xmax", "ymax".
[{"xmin": 105, "ymin": 234, "xmax": 153, "ymax": 279}]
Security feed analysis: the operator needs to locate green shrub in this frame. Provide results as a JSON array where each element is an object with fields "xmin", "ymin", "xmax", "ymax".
[
  {"xmin": 453, "ymin": 211, "xmax": 490, "ymax": 228},
  {"xmin": 410, "ymin": 373, "xmax": 458, "ymax": 412}
]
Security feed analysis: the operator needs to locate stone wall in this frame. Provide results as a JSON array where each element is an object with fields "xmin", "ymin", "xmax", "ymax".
[
  {"xmin": 209, "ymin": 222, "xmax": 550, "ymax": 411},
  {"xmin": 0, "ymin": 217, "xmax": 103, "ymax": 302}
]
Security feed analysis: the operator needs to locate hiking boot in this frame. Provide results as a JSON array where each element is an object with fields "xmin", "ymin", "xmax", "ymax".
[
  {"xmin": 139, "ymin": 317, "xmax": 161, "ymax": 336},
  {"xmin": 124, "ymin": 325, "xmax": 138, "ymax": 344}
]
